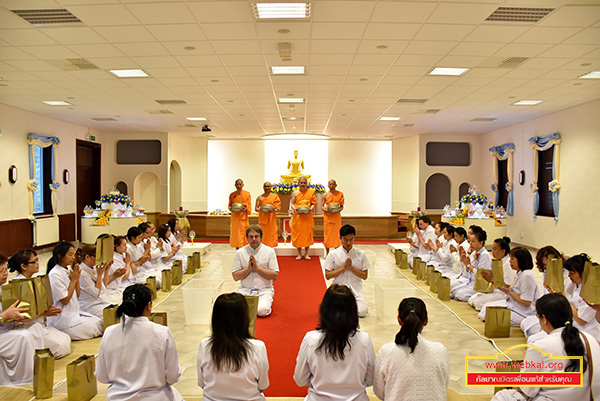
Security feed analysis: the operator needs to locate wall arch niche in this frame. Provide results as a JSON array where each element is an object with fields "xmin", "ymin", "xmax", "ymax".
[
  {"xmin": 459, "ymin": 182, "xmax": 470, "ymax": 200},
  {"xmin": 169, "ymin": 160, "xmax": 182, "ymax": 211},
  {"xmin": 426, "ymin": 173, "xmax": 450, "ymax": 209},
  {"xmin": 133, "ymin": 172, "xmax": 161, "ymax": 213},
  {"xmin": 115, "ymin": 181, "xmax": 128, "ymax": 195}
]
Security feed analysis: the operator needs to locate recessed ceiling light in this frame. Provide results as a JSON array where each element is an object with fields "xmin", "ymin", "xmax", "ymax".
[
  {"xmin": 270, "ymin": 66, "xmax": 305, "ymax": 74},
  {"xmin": 379, "ymin": 117, "xmax": 401, "ymax": 121},
  {"xmin": 580, "ymin": 63, "xmax": 591, "ymax": 67},
  {"xmin": 428, "ymin": 67, "xmax": 469, "ymax": 76},
  {"xmin": 184, "ymin": 46, "xmax": 196, "ymax": 51},
  {"xmin": 253, "ymin": 3, "xmax": 311, "ymax": 19},
  {"xmin": 262, "ymin": 133, "xmax": 328, "ymax": 140},
  {"xmin": 278, "ymin": 98, "xmax": 304, "ymax": 104},
  {"xmin": 278, "ymin": 29, "xmax": 291, "ymax": 34},
  {"xmin": 282, "ymin": 117, "xmax": 304, "ymax": 121},
  {"xmin": 186, "ymin": 117, "xmax": 207, "ymax": 121},
  {"xmin": 376, "ymin": 45, "xmax": 388, "ymax": 49},
  {"xmin": 109, "ymin": 69, "xmax": 149, "ymax": 78},
  {"xmin": 211, "ymin": 79, "xmax": 220, "ymax": 83},
  {"xmin": 579, "ymin": 71, "xmax": 600, "ymax": 79},
  {"xmin": 42, "ymin": 100, "xmax": 72, "ymax": 106},
  {"xmin": 359, "ymin": 78, "xmax": 368, "ymax": 81},
  {"xmin": 512, "ymin": 100, "xmax": 543, "ymax": 106}
]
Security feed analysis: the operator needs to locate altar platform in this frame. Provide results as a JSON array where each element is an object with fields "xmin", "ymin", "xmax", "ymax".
[
  {"xmin": 275, "ymin": 243, "xmax": 325, "ymax": 258},
  {"xmin": 181, "ymin": 242, "xmax": 211, "ymax": 257}
]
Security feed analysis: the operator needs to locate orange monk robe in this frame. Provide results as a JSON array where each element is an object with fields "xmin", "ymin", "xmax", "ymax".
[
  {"xmin": 228, "ymin": 190, "xmax": 251, "ymax": 248},
  {"xmin": 291, "ymin": 189, "xmax": 318, "ymax": 248},
  {"xmin": 323, "ymin": 191, "xmax": 345, "ymax": 248},
  {"xmin": 258, "ymin": 193, "xmax": 281, "ymax": 247}
]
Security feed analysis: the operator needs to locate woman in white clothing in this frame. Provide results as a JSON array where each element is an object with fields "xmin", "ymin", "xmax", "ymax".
[
  {"xmin": 96, "ymin": 284, "xmax": 183, "ymax": 400},
  {"xmin": 7, "ymin": 249, "xmax": 71, "ymax": 358},
  {"xmin": 469, "ymin": 237, "xmax": 514, "ymax": 310},
  {"xmin": 108, "ymin": 236, "xmax": 133, "ymax": 293},
  {"xmin": 165, "ymin": 220, "xmax": 188, "ymax": 269},
  {"xmin": 126, "ymin": 226, "xmax": 157, "ymax": 284},
  {"xmin": 374, "ymin": 297, "xmax": 449, "ymax": 401},
  {"xmin": 428, "ymin": 225, "xmax": 456, "ymax": 274},
  {"xmin": 197, "ymin": 292, "xmax": 270, "ymax": 400},
  {"xmin": 446, "ymin": 227, "xmax": 469, "ymax": 279},
  {"xmin": 294, "ymin": 284, "xmax": 375, "ymax": 401},
  {"xmin": 451, "ymin": 230, "xmax": 492, "ymax": 302},
  {"xmin": 76, "ymin": 244, "xmax": 114, "ymax": 318},
  {"xmin": 0, "ymin": 254, "xmax": 46, "ymax": 386},
  {"xmin": 158, "ymin": 224, "xmax": 181, "ymax": 269},
  {"xmin": 493, "ymin": 293, "xmax": 600, "ymax": 401},
  {"xmin": 46, "ymin": 242, "xmax": 103, "ymax": 340},
  {"xmin": 478, "ymin": 247, "xmax": 540, "ymax": 327}
]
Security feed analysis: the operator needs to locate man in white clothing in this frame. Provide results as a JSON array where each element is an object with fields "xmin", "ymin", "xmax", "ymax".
[
  {"xmin": 232, "ymin": 224, "xmax": 279, "ymax": 317},
  {"xmin": 324, "ymin": 224, "xmax": 371, "ymax": 317},
  {"xmin": 407, "ymin": 216, "xmax": 437, "ymax": 266}
]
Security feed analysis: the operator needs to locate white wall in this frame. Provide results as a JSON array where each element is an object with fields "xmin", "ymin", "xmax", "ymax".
[
  {"xmin": 207, "ymin": 140, "xmax": 265, "ymax": 211},
  {"xmin": 0, "ymin": 102, "xmax": 103, "ymax": 222},
  {"xmin": 479, "ymin": 99, "xmax": 600, "ymax": 257},
  {"xmin": 329, "ymin": 140, "xmax": 391, "ymax": 216},
  {"xmin": 169, "ymin": 134, "xmax": 208, "ymax": 211},
  {"xmin": 392, "ymin": 136, "xmax": 420, "ymax": 212}
]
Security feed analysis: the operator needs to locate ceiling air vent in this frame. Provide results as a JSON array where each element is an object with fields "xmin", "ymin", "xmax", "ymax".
[
  {"xmin": 413, "ymin": 109, "xmax": 440, "ymax": 114},
  {"xmin": 470, "ymin": 118, "xmax": 497, "ymax": 122},
  {"xmin": 178, "ymin": 124, "xmax": 196, "ymax": 128},
  {"xmin": 49, "ymin": 58, "xmax": 99, "ymax": 71},
  {"xmin": 479, "ymin": 56, "xmax": 529, "ymax": 69},
  {"xmin": 155, "ymin": 99, "xmax": 187, "ymax": 105},
  {"xmin": 485, "ymin": 7, "xmax": 554, "ymax": 23},
  {"xmin": 11, "ymin": 9, "xmax": 82, "ymax": 25},
  {"xmin": 146, "ymin": 109, "xmax": 174, "ymax": 115},
  {"xmin": 91, "ymin": 117, "xmax": 116, "ymax": 122},
  {"xmin": 402, "ymin": 124, "xmax": 415, "ymax": 127},
  {"xmin": 397, "ymin": 98, "xmax": 428, "ymax": 104}
]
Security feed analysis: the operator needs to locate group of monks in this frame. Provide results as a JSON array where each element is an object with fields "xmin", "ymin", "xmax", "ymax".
[{"xmin": 228, "ymin": 177, "xmax": 345, "ymax": 259}]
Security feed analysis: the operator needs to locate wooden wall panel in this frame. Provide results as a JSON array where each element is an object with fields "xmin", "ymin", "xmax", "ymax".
[
  {"xmin": 0, "ymin": 219, "xmax": 33, "ymax": 256},
  {"xmin": 59, "ymin": 213, "xmax": 76, "ymax": 242}
]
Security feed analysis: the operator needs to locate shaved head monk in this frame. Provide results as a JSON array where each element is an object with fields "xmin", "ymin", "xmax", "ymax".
[
  {"xmin": 291, "ymin": 176, "xmax": 317, "ymax": 260},
  {"xmin": 322, "ymin": 179, "xmax": 345, "ymax": 255},
  {"xmin": 255, "ymin": 181, "xmax": 281, "ymax": 247},
  {"xmin": 228, "ymin": 178, "xmax": 251, "ymax": 249}
]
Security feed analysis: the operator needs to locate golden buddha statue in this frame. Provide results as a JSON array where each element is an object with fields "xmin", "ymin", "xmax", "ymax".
[{"xmin": 281, "ymin": 150, "xmax": 311, "ymax": 184}]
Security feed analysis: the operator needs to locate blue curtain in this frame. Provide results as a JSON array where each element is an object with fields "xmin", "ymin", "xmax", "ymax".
[
  {"xmin": 528, "ymin": 133, "xmax": 560, "ymax": 221},
  {"xmin": 489, "ymin": 143, "xmax": 515, "ymax": 216}
]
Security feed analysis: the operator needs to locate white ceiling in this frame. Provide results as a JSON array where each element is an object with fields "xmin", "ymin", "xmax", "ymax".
[{"xmin": 0, "ymin": 0, "xmax": 599, "ymax": 139}]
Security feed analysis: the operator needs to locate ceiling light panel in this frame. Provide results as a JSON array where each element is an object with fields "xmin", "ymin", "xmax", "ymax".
[
  {"xmin": 579, "ymin": 71, "xmax": 600, "ymax": 79},
  {"xmin": 278, "ymin": 98, "xmax": 305, "ymax": 103},
  {"xmin": 187, "ymin": 117, "xmax": 207, "ymax": 121},
  {"xmin": 253, "ymin": 3, "xmax": 311, "ymax": 19},
  {"xmin": 109, "ymin": 69, "xmax": 149, "ymax": 78},
  {"xmin": 270, "ymin": 66, "xmax": 306, "ymax": 75},
  {"xmin": 512, "ymin": 100, "xmax": 543, "ymax": 105},
  {"xmin": 379, "ymin": 117, "xmax": 401, "ymax": 121},
  {"xmin": 42, "ymin": 100, "xmax": 72, "ymax": 106},
  {"xmin": 428, "ymin": 67, "xmax": 469, "ymax": 76}
]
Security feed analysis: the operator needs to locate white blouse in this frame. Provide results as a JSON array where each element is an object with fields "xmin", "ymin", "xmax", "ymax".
[
  {"xmin": 323, "ymin": 246, "xmax": 370, "ymax": 298},
  {"xmin": 506, "ymin": 269, "xmax": 540, "ymax": 319},
  {"xmin": 197, "ymin": 337, "xmax": 269, "ymax": 401},
  {"xmin": 78, "ymin": 262, "xmax": 112, "ymax": 318},
  {"xmin": 294, "ymin": 330, "xmax": 375, "ymax": 401},
  {"xmin": 232, "ymin": 244, "xmax": 279, "ymax": 291},
  {"xmin": 96, "ymin": 316, "xmax": 182, "ymax": 400}
]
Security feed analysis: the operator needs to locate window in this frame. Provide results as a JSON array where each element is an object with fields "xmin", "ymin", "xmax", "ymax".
[
  {"xmin": 537, "ymin": 147, "xmax": 554, "ymax": 218},
  {"xmin": 496, "ymin": 158, "xmax": 508, "ymax": 209},
  {"xmin": 33, "ymin": 145, "xmax": 53, "ymax": 215}
]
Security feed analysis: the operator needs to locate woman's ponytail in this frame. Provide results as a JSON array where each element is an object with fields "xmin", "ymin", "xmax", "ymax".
[
  {"xmin": 395, "ymin": 297, "xmax": 428, "ymax": 353},
  {"xmin": 116, "ymin": 284, "xmax": 152, "ymax": 320}
]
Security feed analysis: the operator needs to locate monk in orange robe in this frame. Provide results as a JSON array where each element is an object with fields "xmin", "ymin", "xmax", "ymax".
[
  {"xmin": 255, "ymin": 181, "xmax": 281, "ymax": 247},
  {"xmin": 228, "ymin": 179, "xmax": 251, "ymax": 248},
  {"xmin": 322, "ymin": 179, "xmax": 345, "ymax": 253},
  {"xmin": 291, "ymin": 176, "xmax": 317, "ymax": 260}
]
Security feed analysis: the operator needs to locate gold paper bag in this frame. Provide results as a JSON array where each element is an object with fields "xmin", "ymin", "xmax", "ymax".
[
  {"xmin": 1, "ymin": 279, "xmax": 37, "ymax": 320},
  {"xmin": 33, "ymin": 349, "xmax": 55, "ymax": 399},
  {"xmin": 438, "ymin": 277, "xmax": 451, "ymax": 301},
  {"xmin": 580, "ymin": 261, "xmax": 600, "ymax": 305},
  {"xmin": 95, "ymin": 234, "xmax": 114, "ymax": 264},
  {"xmin": 412, "ymin": 257, "xmax": 421, "ymax": 275},
  {"xmin": 171, "ymin": 261, "xmax": 183, "ymax": 285},
  {"xmin": 186, "ymin": 256, "xmax": 194, "ymax": 274},
  {"xmin": 102, "ymin": 304, "xmax": 119, "ymax": 331},
  {"xmin": 33, "ymin": 275, "xmax": 53, "ymax": 315},
  {"xmin": 244, "ymin": 295, "xmax": 258, "ymax": 337},
  {"xmin": 394, "ymin": 249, "xmax": 402, "ymax": 266},
  {"xmin": 193, "ymin": 252, "xmax": 201, "ymax": 272},
  {"xmin": 485, "ymin": 306, "xmax": 511, "ymax": 338},
  {"xmin": 492, "ymin": 258, "xmax": 506, "ymax": 288},
  {"xmin": 474, "ymin": 269, "xmax": 494, "ymax": 293},
  {"xmin": 161, "ymin": 270, "xmax": 172, "ymax": 292},
  {"xmin": 145, "ymin": 276, "xmax": 157, "ymax": 300},
  {"xmin": 430, "ymin": 271, "xmax": 442, "ymax": 293},
  {"xmin": 148, "ymin": 312, "xmax": 168, "ymax": 326},
  {"xmin": 400, "ymin": 252, "xmax": 408, "ymax": 270},
  {"xmin": 66, "ymin": 355, "xmax": 97, "ymax": 401},
  {"xmin": 426, "ymin": 264, "xmax": 435, "ymax": 285},
  {"xmin": 416, "ymin": 261, "xmax": 427, "ymax": 281},
  {"xmin": 543, "ymin": 256, "xmax": 564, "ymax": 293}
]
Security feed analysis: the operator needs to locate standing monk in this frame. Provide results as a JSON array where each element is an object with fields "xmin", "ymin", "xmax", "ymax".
[
  {"xmin": 255, "ymin": 182, "xmax": 281, "ymax": 247},
  {"xmin": 291, "ymin": 176, "xmax": 317, "ymax": 260},
  {"xmin": 228, "ymin": 179, "xmax": 251, "ymax": 249},
  {"xmin": 322, "ymin": 179, "xmax": 345, "ymax": 254}
]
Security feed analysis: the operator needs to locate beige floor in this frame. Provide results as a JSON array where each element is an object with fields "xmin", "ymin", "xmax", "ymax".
[{"xmin": 3, "ymin": 244, "xmax": 510, "ymax": 401}]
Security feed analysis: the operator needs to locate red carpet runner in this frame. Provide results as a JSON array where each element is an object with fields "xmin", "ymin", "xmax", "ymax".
[{"xmin": 254, "ymin": 256, "xmax": 327, "ymax": 397}]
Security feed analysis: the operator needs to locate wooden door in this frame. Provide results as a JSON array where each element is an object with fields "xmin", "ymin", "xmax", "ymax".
[{"xmin": 76, "ymin": 140, "xmax": 101, "ymax": 242}]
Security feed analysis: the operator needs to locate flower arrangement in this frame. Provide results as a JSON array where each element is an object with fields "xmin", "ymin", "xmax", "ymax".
[
  {"xmin": 411, "ymin": 207, "xmax": 427, "ymax": 218},
  {"xmin": 272, "ymin": 183, "xmax": 326, "ymax": 194},
  {"xmin": 460, "ymin": 193, "xmax": 488, "ymax": 205},
  {"xmin": 100, "ymin": 193, "xmax": 131, "ymax": 205},
  {"xmin": 174, "ymin": 209, "xmax": 189, "ymax": 218}
]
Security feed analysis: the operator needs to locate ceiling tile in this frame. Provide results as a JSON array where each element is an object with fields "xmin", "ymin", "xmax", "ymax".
[
  {"xmin": 414, "ymin": 24, "xmax": 476, "ymax": 42},
  {"xmin": 4, "ymin": 60, "xmax": 60, "ymax": 72},
  {"xmin": 115, "ymin": 42, "xmax": 169, "ymax": 57},
  {"xmin": 146, "ymin": 24, "xmax": 207, "ymax": 42},
  {"xmin": 94, "ymin": 26, "xmax": 156, "ymax": 43},
  {"xmin": 163, "ymin": 41, "xmax": 215, "ymax": 56},
  {"xmin": 495, "ymin": 43, "xmax": 554, "ymax": 58},
  {"xmin": 66, "ymin": 4, "xmax": 140, "ymax": 26},
  {"xmin": 449, "ymin": 42, "xmax": 504, "ymax": 57},
  {"xmin": 352, "ymin": 54, "xmax": 398, "ymax": 66},
  {"xmin": 1, "ymin": 29, "xmax": 57, "ymax": 46},
  {"xmin": 40, "ymin": 27, "xmax": 106, "ymax": 45},
  {"xmin": 312, "ymin": 1, "xmax": 374, "ymax": 22},
  {"xmin": 125, "ymin": 2, "xmax": 196, "ymax": 24},
  {"xmin": 363, "ymin": 23, "xmax": 421, "ymax": 40},
  {"xmin": 187, "ymin": 1, "xmax": 253, "ymax": 23},
  {"xmin": 464, "ymin": 26, "xmax": 529, "ymax": 43},
  {"xmin": 202, "ymin": 23, "xmax": 258, "ymax": 40},
  {"xmin": 514, "ymin": 27, "xmax": 583, "ymax": 44},
  {"xmin": 221, "ymin": 54, "xmax": 266, "ymax": 66},
  {"xmin": 356, "ymin": 40, "xmax": 408, "ymax": 54},
  {"xmin": 131, "ymin": 56, "xmax": 180, "ymax": 68},
  {"xmin": 176, "ymin": 55, "xmax": 223, "ymax": 67},
  {"xmin": 311, "ymin": 40, "xmax": 359, "ymax": 54},
  {"xmin": 537, "ymin": 6, "xmax": 600, "ymax": 27},
  {"xmin": 538, "ymin": 44, "xmax": 599, "ymax": 59},
  {"xmin": 371, "ymin": 2, "xmax": 437, "ymax": 23},
  {"xmin": 561, "ymin": 28, "xmax": 600, "ymax": 45},
  {"xmin": 255, "ymin": 22, "xmax": 311, "ymax": 40},
  {"xmin": 68, "ymin": 44, "xmax": 124, "ymax": 58},
  {"xmin": 428, "ymin": 3, "xmax": 498, "ymax": 25},
  {"xmin": 87, "ymin": 57, "xmax": 138, "ymax": 69},
  {"xmin": 211, "ymin": 40, "xmax": 262, "ymax": 55},
  {"xmin": 404, "ymin": 41, "xmax": 458, "ymax": 56},
  {"xmin": 310, "ymin": 54, "xmax": 354, "ymax": 66},
  {"xmin": 312, "ymin": 23, "xmax": 367, "ymax": 40}
]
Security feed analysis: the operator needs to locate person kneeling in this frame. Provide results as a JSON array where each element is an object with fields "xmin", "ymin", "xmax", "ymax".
[{"xmin": 232, "ymin": 225, "xmax": 279, "ymax": 317}]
